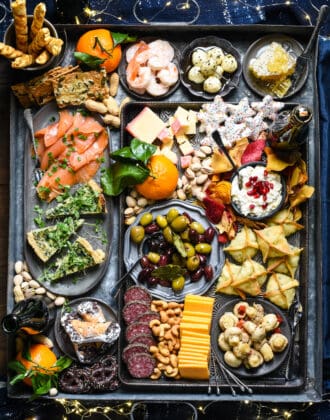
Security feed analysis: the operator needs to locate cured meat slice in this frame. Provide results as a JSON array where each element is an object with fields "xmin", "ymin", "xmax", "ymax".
[
  {"xmin": 135, "ymin": 311, "xmax": 160, "ymax": 324},
  {"xmin": 129, "ymin": 333, "xmax": 157, "ymax": 348},
  {"xmin": 123, "ymin": 285, "xmax": 152, "ymax": 304},
  {"xmin": 122, "ymin": 343, "xmax": 150, "ymax": 364},
  {"xmin": 122, "ymin": 301, "xmax": 151, "ymax": 325},
  {"xmin": 125, "ymin": 321, "xmax": 152, "ymax": 343},
  {"xmin": 127, "ymin": 352, "xmax": 156, "ymax": 379}
]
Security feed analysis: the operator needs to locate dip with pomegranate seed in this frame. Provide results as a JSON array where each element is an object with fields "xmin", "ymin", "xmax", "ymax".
[{"xmin": 231, "ymin": 164, "xmax": 283, "ymax": 218}]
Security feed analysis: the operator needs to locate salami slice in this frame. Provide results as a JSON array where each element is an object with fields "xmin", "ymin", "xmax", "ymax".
[
  {"xmin": 136, "ymin": 310, "xmax": 160, "ymax": 324},
  {"xmin": 124, "ymin": 285, "xmax": 152, "ymax": 305},
  {"xmin": 129, "ymin": 333, "xmax": 157, "ymax": 348},
  {"xmin": 127, "ymin": 352, "xmax": 156, "ymax": 379},
  {"xmin": 122, "ymin": 343, "xmax": 150, "ymax": 364},
  {"xmin": 122, "ymin": 300, "xmax": 151, "ymax": 325},
  {"xmin": 126, "ymin": 321, "xmax": 152, "ymax": 343}
]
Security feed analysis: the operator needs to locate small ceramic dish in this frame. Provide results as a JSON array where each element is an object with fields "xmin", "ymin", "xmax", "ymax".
[
  {"xmin": 180, "ymin": 35, "xmax": 242, "ymax": 100},
  {"xmin": 4, "ymin": 16, "xmax": 65, "ymax": 72},
  {"xmin": 118, "ymin": 37, "xmax": 180, "ymax": 101},
  {"xmin": 230, "ymin": 162, "xmax": 286, "ymax": 221},
  {"xmin": 54, "ymin": 297, "xmax": 120, "ymax": 364},
  {"xmin": 243, "ymin": 34, "xmax": 307, "ymax": 99}
]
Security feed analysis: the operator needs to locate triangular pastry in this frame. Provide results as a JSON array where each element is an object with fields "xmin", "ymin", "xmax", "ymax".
[{"xmin": 224, "ymin": 225, "xmax": 259, "ymax": 263}]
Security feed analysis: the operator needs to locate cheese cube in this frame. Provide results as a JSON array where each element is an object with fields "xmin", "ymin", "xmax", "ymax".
[
  {"xmin": 179, "ymin": 364, "xmax": 210, "ymax": 380},
  {"xmin": 180, "ymin": 155, "xmax": 192, "ymax": 169},
  {"xmin": 179, "ymin": 141, "xmax": 194, "ymax": 156},
  {"xmin": 126, "ymin": 107, "xmax": 166, "ymax": 144},
  {"xmin": 185, "ymin": 110, "xmax": 198, "ymax": 135},
  {"xmin": 158, "ymin": 126, "xmax": 174, "ymax": 144}
]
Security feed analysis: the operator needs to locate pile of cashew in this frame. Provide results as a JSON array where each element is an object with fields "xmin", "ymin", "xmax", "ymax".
[
  {"xmin": 13, "ymin": 260, "xmax": 65, "ymax": 307},
  {"xmin": 148, "ymin": 300, "xmax": 183, "ymax": 380},
  {"xmin": 218, "ymin": 301, "xmax": 288, "ymax": 370}
]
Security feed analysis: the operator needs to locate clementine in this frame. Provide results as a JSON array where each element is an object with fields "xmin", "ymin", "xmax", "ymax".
[
  {"xmin": 76, "ymin": 28, "xmax": 122, "ymax": 73},
  {"xmin": 136, "ymin": 155, "xmax": 179, "ymax": 200},
  {"xmin": 16, "ymin": 343, "xmax": 58, "ymax": 386}
]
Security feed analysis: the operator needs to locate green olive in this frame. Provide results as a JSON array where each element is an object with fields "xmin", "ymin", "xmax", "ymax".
[
  {"xmin": 195, "ymin": 243, "xmax": 212, "ymax": 254},
  {"xmin": 147, "ymin": 252, "xmax": 160, "ymax": 264},
  {"xmin": 186, "ymin": 255, "xmax": 200, "ymax": 271},
  {"xmin": 172, "ymin": 253, "xmax": 186, "ymax": 267},
  {"xmin": 166, "ymin": 208, "xmax": 179, "ymax": 223},
  {"xmin": 172, "ymin": 276, "xmax": 185, "ymax": 292},
  {"xmin": 130, "ymin": 226, "xmax": 145, "ymax": 244},
  {"xmin": 171, "ymin": 215, "xmax": 189, "ymax": 232},
  {"xmin": 139, "ymin": 212, "xmax": 153, "ymax": 226},
  {"xmin": 184, "ymin": 242, "xmax": 195, "ymax": 257},
  {"xmin": 180, "ymin": 228, "xmax": 190, "ymax": 241},
  {"xmin": 162, "ymin": 226, "xmax": 173, "ymax": 244},
  {"xmin": 190, "ymin": 221, "xmax": 205, "ymax": 234},
  {"xmin": 156, "ymin": 215, "xmax": 168, "ymax": 229}
]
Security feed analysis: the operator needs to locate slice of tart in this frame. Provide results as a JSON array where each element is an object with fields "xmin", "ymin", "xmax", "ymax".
[
  {"xmin": 45, "ymin": 180, "xmax": 107, "ymax": 219},
  {"xmin": 42, "ymin": 236, "xmax": 105, "ymax": 282},
  {"xmin": 27, "ymin": 218, "xmax": 84, "ymax": 262}
]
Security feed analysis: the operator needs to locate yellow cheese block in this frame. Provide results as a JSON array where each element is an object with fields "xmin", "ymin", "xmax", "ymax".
[
  {"xmin": 181, "ymin": 315, "xmax": 211, "ymax": 330},
  {"xmin": 180, "ymin": 340, "xmax": 210, "ymax": 350},
  {"xmin": 179, "ymin": 349, "xmax": 210, "ymax": 359},
  {"xmin": 183, "ymin": 295, "xmax": 214, "ymax": 315},
  {"xmin": 179, "ymin": 322, "xmax": 210, "ymax": 334},
  {"xmin": 180, "ymin": 330, "xmax": 211, "ymax": 339},
  {"xmin": 182, "ymin": 310, "xmax": 211, "ymax": 319},
  {"xmin": 179, "ymin": 364, "xmax": 210, "ymax": 380}
]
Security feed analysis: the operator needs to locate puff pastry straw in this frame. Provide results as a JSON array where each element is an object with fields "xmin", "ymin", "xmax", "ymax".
[
  {"xmin": 11, "ymin": 0, "xmax": 28, "ymax": 53},
  {"xmin": 30, "ymin": 2, "xmax": 46, "ymax": 40},
  {"xmin": 28, "ymin": 27, "xmax": 51, "ymax": 56},
  {"xmin": 0, "ymin": 42, "xmax": 23, "ymax": 59}
]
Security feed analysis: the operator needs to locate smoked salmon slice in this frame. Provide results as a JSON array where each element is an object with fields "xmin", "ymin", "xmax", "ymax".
[
  {"xmin": 36, "ymin": 110, "xmax": 74, "ymax": 148},
  {"xmin": 40, "ymin": 138, "xmax": 68, "ymax": 170},
  {"xmin": 69, "ymin": 131, "xmax": 108, "ymax": 171}
]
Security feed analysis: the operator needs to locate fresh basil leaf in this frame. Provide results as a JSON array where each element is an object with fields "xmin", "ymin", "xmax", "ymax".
[
  {"xmin": 101, "ymin": 162, "xmax": 149, "ymax": 196},
  {"xmin": 173, "ymin": 232, "xmax": 187, "ymax": 258},
  {"xmin": 152, "ymin": 265, "xmax": 186, "ymax": 281},
  {"xmin": 130, "ymin": 138, "xmax": 157, "ymax": 165},
  {"xmin": 111, "ymin": 32, "xmax": 137, "ymax": 47},
  {"xmin": 74, "ymin": 52, "xmax": 105, "ymax": 69}
]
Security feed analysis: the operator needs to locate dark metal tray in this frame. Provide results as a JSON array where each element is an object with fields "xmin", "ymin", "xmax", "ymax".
[{"xmin": 6, "ymin": 23, "xmax": 322, "ymax": 402}]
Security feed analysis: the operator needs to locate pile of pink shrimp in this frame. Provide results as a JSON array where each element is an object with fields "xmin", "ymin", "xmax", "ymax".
[{"xmin": 125, "ymin": 39, "xmax": 179, "ymax": 97}]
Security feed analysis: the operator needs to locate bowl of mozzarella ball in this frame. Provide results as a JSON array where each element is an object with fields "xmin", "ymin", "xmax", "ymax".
[{"xmin": 180, "ymin": 36, "xmax": 242, "ymax": 99}]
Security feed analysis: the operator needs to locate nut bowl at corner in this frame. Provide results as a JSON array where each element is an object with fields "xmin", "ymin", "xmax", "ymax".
[
  {"xmin": 180, "ymin": 35, "xmax": 242, "ymax": 100},
  {"xmin": 230, "ymin": 162, "xmax": 286, "ymax": 221},
  {"xmin": 4, "ymin": 15, "xmax": 65, "ymax": 72}
]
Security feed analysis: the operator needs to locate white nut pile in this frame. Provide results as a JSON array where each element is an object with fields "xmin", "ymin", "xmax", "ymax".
[
  {"xmin": 123, "ymin": 145, "xmax": 215, "ymax": 225},
  {"xmin": 13, "ymin": 260, "xmax": 65, "ymax": 306}
]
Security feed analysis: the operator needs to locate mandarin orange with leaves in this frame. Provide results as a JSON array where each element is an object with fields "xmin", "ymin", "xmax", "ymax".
[
  {"xmin": 76, "ymin": 28, "xmax": 122, "ymax": 73},
  {"xmin": 135, "ymin": 155, "xmax": 179, "ymax": 200},
  {"xmin": 16, "ymin": 343, "xmax": 58, "ymax": 386}
]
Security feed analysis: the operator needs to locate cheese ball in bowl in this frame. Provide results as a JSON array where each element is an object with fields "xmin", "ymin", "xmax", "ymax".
[{"xmin": 180, "ymin": 36, "xmax": 242, "ymax": 99}]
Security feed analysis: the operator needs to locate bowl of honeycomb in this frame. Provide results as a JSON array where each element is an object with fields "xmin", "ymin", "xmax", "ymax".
[{"xmin": 243, "ymin": 34, "xmax": 308, "ymax": 99}]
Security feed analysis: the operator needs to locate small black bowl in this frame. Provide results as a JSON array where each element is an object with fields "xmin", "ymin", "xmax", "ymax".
[
  {"xmin": 4, "ymin": 16, "xmax": 64, "ymax": 72},
  {"xmin": 180, "ymin": 35, "xmax": 242, "ymax": 100},
  {"xmin": 230, "ymin": 162, "xmax": 286, "ymax": 221}
]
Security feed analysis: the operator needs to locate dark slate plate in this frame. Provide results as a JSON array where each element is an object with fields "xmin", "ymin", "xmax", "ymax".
[
  {"xmin": 211, "ymin": 297, "xmax": 291, "ymax": 378},
  {"xmin": 123, "ymin": 199, "xmax": 224, "ymax": 302},
  {"xmin": 24, "ymin": 101, "xmax": 113, "ymax": 297},
  {"xmin": 242, "ymin": 34, "xmax": 308, "ymax": 99}
]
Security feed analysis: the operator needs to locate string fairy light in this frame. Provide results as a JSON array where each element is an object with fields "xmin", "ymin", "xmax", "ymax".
[{"xmin": 233, "ymin": 0, "xmax": 315, "ymax": 25}]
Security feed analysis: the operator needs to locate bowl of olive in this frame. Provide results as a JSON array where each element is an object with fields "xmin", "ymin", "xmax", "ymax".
[{"xmin": 123, "ymin": 199, "xmax": 225, "ymax": 302}]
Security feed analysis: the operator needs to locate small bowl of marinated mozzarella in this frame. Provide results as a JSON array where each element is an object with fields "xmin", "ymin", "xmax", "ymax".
[{"xmin": 180, "ymin": 36, "xmax": 242, "ymax": 99}]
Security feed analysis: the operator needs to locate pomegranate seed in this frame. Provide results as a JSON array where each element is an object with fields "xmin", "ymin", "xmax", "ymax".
[
  {"xmin": 245, "ymin": 181, "xmax": 251, "ymax": 187},
  {"xmin": 247, "ymin": 190, "xmax": 254, "ymax": 196},
  {"xmin": 264, "ymin": 169, "xmax": 268, "ymax": 176},
  {"xmin": 249, "ymin": 204, "xmax": 255, "ymax": 209},
  {"xmin": 254, "ymin": 193, "xmax": 260, "ymax": 199},
  {"xmin": 270, "ymin": 183, "xmax": 274, "ymax": 189},
  {"xmin": 263, "ymin": 195, "xmax": 267, "ymax": 201},
  {"xmin": 262, "ymin": 203, "xmax": 268, "ymax": 209}
]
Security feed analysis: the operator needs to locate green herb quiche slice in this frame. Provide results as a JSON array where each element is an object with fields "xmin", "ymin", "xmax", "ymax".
[
  {"xmin": 45, "ymin": 180, "xmax": 107, "ymax": 219},
  {"xmin": 42, "ymin": 237, "xmax": 106, "ymax": 282},
  {"xmin": 27, "ymin": 218, "xmax": 84, "ymax": 263}
]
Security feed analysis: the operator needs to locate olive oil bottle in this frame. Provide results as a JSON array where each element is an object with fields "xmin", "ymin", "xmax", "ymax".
[{"xmin": 1, "ymin": 298, "xmax": 51, "ymax": 335}]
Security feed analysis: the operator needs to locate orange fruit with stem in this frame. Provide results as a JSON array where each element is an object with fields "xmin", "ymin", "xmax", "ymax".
[
  {"xmin": 16, "ymin": 343, "xmax": 58, "ymax": 386},
  {"xmin": 135, "ymin": 155, "xmax": 179, "ymax": 200},
  {"xmin": 76, "ymin": 28, "xmax": 122, "ymax": 73}
]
